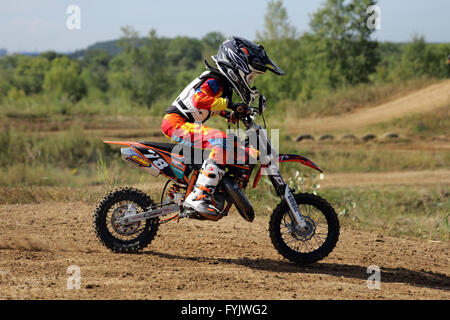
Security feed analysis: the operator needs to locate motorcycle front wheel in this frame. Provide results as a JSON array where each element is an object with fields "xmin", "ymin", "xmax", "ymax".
[{"xmin": 269, "ymin": 193, "xmax": 340, "ymax": 264}]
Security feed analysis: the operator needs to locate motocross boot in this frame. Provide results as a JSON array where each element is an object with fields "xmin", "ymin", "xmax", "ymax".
[{"xmin": 183, "ymin": 159, "xmax": 225, "ymax": 219}]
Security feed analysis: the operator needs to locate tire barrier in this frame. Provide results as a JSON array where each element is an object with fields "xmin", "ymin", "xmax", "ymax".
[
  {"xmin": 318, "ymin": 134, "xmax": 335, "ymax": 141},
  {"xmin": 382, "ymin": 132, "xmax": 399, "ymax": 139},
  {"xmin": 361, "ymin": 134, "xmax": 377, "ymax": 142},
  {"xmin": 295, "ymin": 132, "xmax": 401, "ymax": 143},
  {"xmin": 296, "ymin": 134, "xmax": 315, "ymax": 142}
]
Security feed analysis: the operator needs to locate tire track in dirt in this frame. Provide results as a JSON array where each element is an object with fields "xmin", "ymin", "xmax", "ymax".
[{"xmin": 0, "ymin": 202, "xmax": 448, "ymax": 299}]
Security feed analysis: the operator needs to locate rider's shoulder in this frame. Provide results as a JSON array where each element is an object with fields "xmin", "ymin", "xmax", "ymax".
[
  {"xmin": 198, "ymin": 70, "xmax": 225, "ymax": 82},
  {"xmin": 198, "ymin": 71, "xmax": 227, "ymax": 89}
]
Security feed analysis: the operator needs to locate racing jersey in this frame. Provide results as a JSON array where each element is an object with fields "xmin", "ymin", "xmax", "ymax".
[{"xmin": 166, "ymin": 71, "xmax": 233, "ymax": 123}]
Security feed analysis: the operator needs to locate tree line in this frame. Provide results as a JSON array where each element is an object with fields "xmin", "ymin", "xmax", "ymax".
[{"xmin": 0, "ymin": 0, "xmax": 449, "ymax": 110}]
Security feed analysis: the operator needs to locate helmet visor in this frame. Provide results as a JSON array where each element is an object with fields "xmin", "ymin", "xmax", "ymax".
[
  {"xmin": 251, "ymin": 54, "xmax": 285, "ymax": 75},
  {"xmin": 264, "ymin": 58, "xmax": 285, "ymax": 75}
]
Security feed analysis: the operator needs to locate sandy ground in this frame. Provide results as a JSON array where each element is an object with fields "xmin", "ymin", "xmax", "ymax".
[{"xmin": 0, "ymin": 201, "xmax": 448, "ymax": 300}]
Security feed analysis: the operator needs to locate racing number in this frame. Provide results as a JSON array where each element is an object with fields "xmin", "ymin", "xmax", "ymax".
[
  {"xmin": 145, "ymin": 149, "xmax": 169, "ymax": 170},
  {"xmin": 153, "ymin": 158, "xmax": 168, "ymax": 170}
]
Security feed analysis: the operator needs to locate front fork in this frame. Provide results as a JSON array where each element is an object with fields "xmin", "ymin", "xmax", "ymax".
[
  {"xmin": 268, "ymin": 170, "xmax": 308, "ymax": 229},
  {"xmin": 246, "ymin": 124, "xmax": 308, "ymax": 229}
]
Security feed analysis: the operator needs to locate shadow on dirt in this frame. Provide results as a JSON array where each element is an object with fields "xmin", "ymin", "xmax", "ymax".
[{"xmin": 145, "ymin": 251, "xmax": 450, "ymax": 291}]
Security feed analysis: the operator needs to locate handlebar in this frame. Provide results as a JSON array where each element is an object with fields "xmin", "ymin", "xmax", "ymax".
[
  {"xmin": 228, "ymin": 95, "xmax": 266, "ymax": 129},
  {"xmin": 230, "ymin": 103, "xmax": 258, "ymax": 120},
  {"xmin": 228, "ymin": 107, "xmax": 262, "ymax": 131}
]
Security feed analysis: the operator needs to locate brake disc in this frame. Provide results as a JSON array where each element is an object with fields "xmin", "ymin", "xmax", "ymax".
[
  {"xmin": 111, "ymin": 204, "xmax": 140, "ymax": 236},
  {"xmin": 288, "ymin": 216, "xmax": 316, "ymax": 242}
]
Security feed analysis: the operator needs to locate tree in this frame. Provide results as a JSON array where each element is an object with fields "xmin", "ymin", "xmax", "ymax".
[
  {"xmin": 0, "ymin": 55, "xmax": 17, "ymax": 98},
  {"xmin": 118, "ymin": 26, "xmax": 141, "ymax": 54},
  {"xmin": 81, "ymin": 49, "xmax": 112, "ymax": 93},
  {"xmin": 256, "ymin": 0, "xmax": 297, "ymax": 41},
  {"xmin": 202, "ymin": 32, "xmax": 226, "ymax": 50},
  {"xmin": 40, "ymin": 51, "xmax": 61, "ymax": 62},
  {"xmin": 109, "ymin": 28, "xmax": 173, "ymax": 107},
  {"xmin": 12, "ymin": 55, "xmax": 50, "ymax": 95},
  {"xmin": 44, "ymin": 56, "xmax": 86, "ymax": 102},
  {"xmin": 393, "ymin": 35, "xmax": 450, "ymax": 80},
  {"xmin": 253, "ymin": 1, "xmax": 306, "ymax": 104},
  {"xmin": 252, "ymin": 37, "xmax": 307, "ymax": 103},
  {"xmin": 166, "ymin": 36, "xmax": 203, "ymax": 70},
  {"xmin": 307, "ymin": 0, "xmax": 380, "ymax": 86}
]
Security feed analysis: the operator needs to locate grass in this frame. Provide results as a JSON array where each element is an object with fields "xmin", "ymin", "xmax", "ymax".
[
  {"xmin": 278, "ymin": 140, "xmax": 449, "ymax": 173},
  {"xmin": 368, "ymin": 104, "xmax": 450, "ymax": 138},
  {"xmin": 247, "ymin": 173, "xmax": 449, "ymax": 241},
  {"xmin": 320, "ymin": 186, "xmax": 450, "ymax": 242},
  {"xmin": 1, "ymin": 133, "xmax": 446, "ymax": 187},
  {"xmin": 0, "ymin": 125, "xmax": 109, "ymax": 168},
  {"xmin": 0, "ymin": 94, "xmax": 152, "ymax": 119},
  {"xmin": 0, "ymin": 103, "xmax": 447, "ymax": 187}
]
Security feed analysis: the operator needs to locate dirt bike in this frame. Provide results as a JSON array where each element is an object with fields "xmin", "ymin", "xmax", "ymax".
[{"xmin": 93, "ymin": 95, "xmax": 340, "ymax": 264}]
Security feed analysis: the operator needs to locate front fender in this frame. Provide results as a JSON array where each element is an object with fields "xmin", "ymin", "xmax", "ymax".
[{"xmin": 252, "ymin": 154, "xmax": 322, "ymax": 188}]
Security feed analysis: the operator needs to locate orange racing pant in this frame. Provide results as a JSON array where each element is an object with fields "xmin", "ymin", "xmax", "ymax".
[{"xmin": 161, "ymin": 113, "xmax": 257, "ymax": 165}]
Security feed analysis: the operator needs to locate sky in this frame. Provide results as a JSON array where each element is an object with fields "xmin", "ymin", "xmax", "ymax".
[{"xmin": 1, "ymin": 0, "xmax": 449, "ymax": 53}]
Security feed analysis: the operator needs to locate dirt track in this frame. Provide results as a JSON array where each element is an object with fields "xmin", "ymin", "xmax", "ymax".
[
  {"xmin": 0, "ymin": 202, "xmax": 448, "ymax": 300},
  {"xmin": 287, "ymin": 80, "xmax": 450, "ymax": 134}
]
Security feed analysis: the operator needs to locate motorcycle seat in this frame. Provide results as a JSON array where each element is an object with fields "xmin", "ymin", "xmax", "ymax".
[{"xmin": 139, "ymin": 141, "xmax": 179, "ymax": 152}]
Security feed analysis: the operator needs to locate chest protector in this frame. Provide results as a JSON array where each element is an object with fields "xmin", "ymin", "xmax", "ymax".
[{"xmin": 172, "ymin": 71, "xmax": 232, "ymax": 123}]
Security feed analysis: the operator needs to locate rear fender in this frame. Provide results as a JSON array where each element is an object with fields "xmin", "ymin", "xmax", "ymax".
[
  {"xmin": 104, "ymin": 140, "xmax": 154, "ymax": 168},
  {"xmin": 252, "ymin": 153, "xmax": 322, "ymax": 188},
  {"xmin": 104, "ymin": 141, "xmax": 189, "ymax": 185}
]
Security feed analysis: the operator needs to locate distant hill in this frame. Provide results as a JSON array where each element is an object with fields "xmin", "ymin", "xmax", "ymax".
[
  {"xmin": 66, "ymin": 38, "xmax": 411, "ymax": 60},
  {"xmin": 69, "ymin": 39, "xmax": 123, "ymax": 59}
]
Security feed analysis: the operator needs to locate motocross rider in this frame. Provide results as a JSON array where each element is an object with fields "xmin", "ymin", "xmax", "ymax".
[{"xmin": 161, "ymin": 36, "xmax": 285, "ymax": 219}]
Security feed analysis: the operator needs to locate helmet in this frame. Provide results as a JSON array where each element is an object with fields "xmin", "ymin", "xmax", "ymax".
[{"xmin": 212, "ymin": 36, "xmax": 285, "ymax": 104}]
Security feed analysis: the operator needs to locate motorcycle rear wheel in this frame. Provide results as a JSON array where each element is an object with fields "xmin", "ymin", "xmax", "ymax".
[
  {"xmin": 269, "ymin": 193, "xmax": 339, "ymax": 264},
  {"xmin": 93, "ymin": 187, "xmax": 159, "ymax": 253}
]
